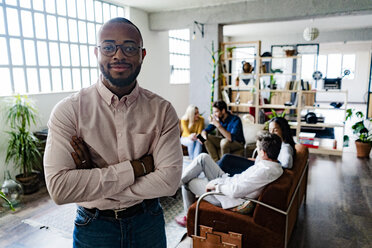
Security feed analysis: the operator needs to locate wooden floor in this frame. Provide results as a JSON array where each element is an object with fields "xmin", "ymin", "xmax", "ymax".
[
  {"xmin": 288, "ymin": 151, "xmax": 372, "ymax": 248},
  {"xmin": 0, "ymin": 151, "xmax": 371, "ymax": 248}
]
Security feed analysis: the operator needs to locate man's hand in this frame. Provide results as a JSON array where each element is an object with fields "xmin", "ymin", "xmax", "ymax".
[
  {"xmin": 210, "ymin": 114, "xmax": 221, "ymax": 128},
  {"xmin": 70, "ymin": 136, "xmax": 93, "ymax": 169},
  {"xmin": 130, "ymin": 154, "xmax": 155, "ymax": 178},
  {"xmin": 205, "ymin": 182, "xmax": 216, "ymax": 192}
]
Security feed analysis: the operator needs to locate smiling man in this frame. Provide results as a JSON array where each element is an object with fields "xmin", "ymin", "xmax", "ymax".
[{"xmin": 43, "ymin": 18, "xmax": 183, "ymax": 248}]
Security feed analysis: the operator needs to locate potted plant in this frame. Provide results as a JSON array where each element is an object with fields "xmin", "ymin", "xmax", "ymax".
[
  {"xmin": 3, "ymin": 95, "xmax": 42, "ymax": 194},
  {"xmin": 344, "ymin": 108, "xmax": 372, "ymax": 158}
]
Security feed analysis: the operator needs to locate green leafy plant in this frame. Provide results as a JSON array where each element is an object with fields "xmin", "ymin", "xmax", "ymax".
[
  {"xmin": 226, "ymin": 46, "xmax": 236, "ymax": 58},
  {"xmin": 344, "ymin": 108, "xmax": 372, "ymax": 145},
  {"xmin": 0, "ymin": 191, "xmax": 15, "ymax": 211},
  {"xmin": 268, "ymin": 109, "xmax": 286, "ymax": 119},
  {"xmin": 265, "ymin": 109, "xmax": 287, "ymax": 129},
  {"xmin": 208, "ymin": 41, "xmax": 224, "ymax": 114},
  {"xmin": 3, "ymin": 95, "xmax": 42, "ymax": 177}
]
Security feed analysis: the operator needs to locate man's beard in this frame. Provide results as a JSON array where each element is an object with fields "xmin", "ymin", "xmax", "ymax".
[{"xmin": 100, "ymin": 63, "xmax": 142, "ymax": 87}]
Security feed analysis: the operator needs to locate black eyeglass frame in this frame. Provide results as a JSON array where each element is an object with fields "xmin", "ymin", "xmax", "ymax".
[{"xmin": 97, "ymin": 42, "xmax": 144, "ymax": 57}]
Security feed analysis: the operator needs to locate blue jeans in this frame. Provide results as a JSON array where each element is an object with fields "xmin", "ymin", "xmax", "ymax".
[
  {"xmin": 180, "ymin": 137, "xmax": 203, "ymax": 160},
  {"xmin": 217, "ymin": 154, "xmax": 254, "ymax": 176},
  {"xmin": 73, "ymin": 200, "xmax": 166, "ymax": 248}
]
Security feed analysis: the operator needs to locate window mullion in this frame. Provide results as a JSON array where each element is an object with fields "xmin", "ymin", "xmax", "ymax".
[
  {"xmin": 16, "ymin": 0, "xmax": 29, "ymax": 93},
  {"xmin": 42, "ymin": 0, "xmax": 53, "ymax": 92},
  {"xmin": 83, "ymin": 0, "xmax": 91, "ymax": 85},
  {"xmin": 3, "ymin": 3, "xmax": 15, "ymax": 93},
  {"xmin": 54, "ymin": 8, "xmax": 64, "ymax": 91},
  {"xmin": 74, "ymin": 0, "xmax": 83, "ymax": 89},
  {"xmin": 30, "ymin": 4, "xmax": 42, "ymax": 93}
]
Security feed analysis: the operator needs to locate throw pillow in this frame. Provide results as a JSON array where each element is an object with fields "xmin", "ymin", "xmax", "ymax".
[
  {"xmin": 243, "ymin": 123, "xmax": 265, "ymax": 144},
  {"xmin": 230, "ymin": 200, "xmax": 256, "ymax": 215}
]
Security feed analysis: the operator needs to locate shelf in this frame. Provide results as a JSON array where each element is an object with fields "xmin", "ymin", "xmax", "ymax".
[
  {"xmin": 224, "ymin": 85, "xmax": 256, "ymax": 90},
  {"xmin": 299, "ymin": 122, "xmax": 344, "ymax": 128},
  {"xmin": 259, "ymin": 89, "xmax": 299, "ymax": 93},
  {"xmin": 222, "ymin": 57, "xmax": 257, "ymax": 61},
  {"xmin": 260, "ymin": 73, "xmax": 300, "ymax": 76},
  {"xmin": 221, "ymin": 40, "xmax": 347, "ymax": 156},
  {"xmin": 302, "ymin": 106, "xmax": 346, "ymax": 110},
  {"xmin": 259, "ymin": 104, "xmax": 298, "ymax": 110},
  {"xmin": 259, "ymin": 55, "xmax": 302, "ymax": 59},
  {"xmin": 308, "ymin": 138, "xmax": 343, "ymax": 156},
  {"xmin": 227, "ymin": 103, "xmax": 255, "ymax": 107}
]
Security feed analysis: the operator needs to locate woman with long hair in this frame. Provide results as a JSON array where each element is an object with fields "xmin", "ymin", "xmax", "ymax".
[
  {"xmin": 180, "ymin": 105, "xmax": 204, "ymax": 160},
  {"xmin": 218, "ymin": 117, "xmax": 295, "ymax": 175}
]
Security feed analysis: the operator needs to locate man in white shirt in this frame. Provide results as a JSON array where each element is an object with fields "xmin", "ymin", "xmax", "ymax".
[{"xmin": 181, "ymin": 133, "xmax": 283, "ymax": 211}]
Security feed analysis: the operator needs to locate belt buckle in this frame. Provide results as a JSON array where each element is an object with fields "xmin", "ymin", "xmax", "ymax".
[{"xmin": 114, "ymin": 208, "xmax": 127, "ymax": 219}]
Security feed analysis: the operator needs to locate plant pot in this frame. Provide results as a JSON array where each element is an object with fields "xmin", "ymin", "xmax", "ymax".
[
  {"xmin": 355, "ymin": 141, "xmax": 371, "ymax": 158},
  {"xmin": 16, "ymin": 172, "xmax": 40, "ymax": 195}
]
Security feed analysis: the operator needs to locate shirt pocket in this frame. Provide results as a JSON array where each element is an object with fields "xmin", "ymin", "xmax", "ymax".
[{"xmin": 130, "ymin": 131, "xmax": 158, "ymax": 157}]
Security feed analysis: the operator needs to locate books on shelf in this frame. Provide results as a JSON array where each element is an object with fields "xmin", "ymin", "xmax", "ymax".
[
  {"xmin": 302, "ymin": 141, "xmax": 319, "ymax": 149},
  {"xmin": 299, "ymin": 132, "xmax": 316, "ymax": 146},
  {"xmin": 299, "ymin": 132, "xmax": 316, "ymax": 139}
]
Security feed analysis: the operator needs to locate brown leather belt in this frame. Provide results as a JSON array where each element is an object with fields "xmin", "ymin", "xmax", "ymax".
[{"xmin": 84, "ymin": 198, "xmax": 158, "ymax": 219}]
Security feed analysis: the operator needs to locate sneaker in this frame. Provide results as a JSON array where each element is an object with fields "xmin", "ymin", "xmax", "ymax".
[{"xmin": 175, "ymin": 215, "xmax": 187, "ymax": 227}]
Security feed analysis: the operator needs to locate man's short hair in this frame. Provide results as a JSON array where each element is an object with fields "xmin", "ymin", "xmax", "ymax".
[
  {"xmin": 257, "ymin": 133, "xmax": 282, "ymax": 160},
  {"xmin": 213, "ymin": 100, "xmax": 227, "ymax": 111},
  {"xmin": 104, "ymin": 17, "xmax": 143, "ymax": 44}
]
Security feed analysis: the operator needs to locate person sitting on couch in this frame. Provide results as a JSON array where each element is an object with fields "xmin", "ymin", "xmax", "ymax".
[
  {"xmin": 175, "ymin": 133, "xmax": 283, "ymax": 227},
  {"xmin": 180, "ymin": 105, "xmax": 205, "ymax": 160},
  {"xmin": 218, "ymin": 117, "xmax": 295, "ymax": 176},
  {"xmin": 200, "ymin": 100, "xmax": 245, "ymax": 161}
]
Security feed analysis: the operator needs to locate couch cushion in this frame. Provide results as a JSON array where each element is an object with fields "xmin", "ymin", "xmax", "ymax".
[{"xmin": 243, "ymin": 123, "xmax": 265, "ymax": 144}]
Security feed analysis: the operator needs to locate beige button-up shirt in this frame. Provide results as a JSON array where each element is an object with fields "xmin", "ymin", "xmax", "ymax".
[{"xmin": 44, "ymin": 79, "xmax": 183, "ymax": 210}]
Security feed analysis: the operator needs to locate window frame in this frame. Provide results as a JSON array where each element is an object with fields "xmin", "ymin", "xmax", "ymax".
[
  {"xmin": 0, "ymin": 0, "xmax": 125, "ymax": 96},
  {"xmin": 169, "ymin": 29, "xmax": 190, "ymax": 85}
]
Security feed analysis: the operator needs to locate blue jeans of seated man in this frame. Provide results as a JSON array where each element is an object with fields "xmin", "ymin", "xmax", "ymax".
[
  {"xmin": 217, "ymin": 154, "xmax": 255, "ymax": 176},
  {"xmin": 73, "ymin": 200, "xmax": 166, "ymax": 248}
]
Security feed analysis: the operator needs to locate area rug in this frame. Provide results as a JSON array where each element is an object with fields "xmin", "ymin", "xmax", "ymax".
[
  {"xmin": 22, "ymin": 157, "xmax": 191, "ymax": 247},
  {"xmin": 22, "ymin": 192, "xmax": 186, "ymax": 247}
]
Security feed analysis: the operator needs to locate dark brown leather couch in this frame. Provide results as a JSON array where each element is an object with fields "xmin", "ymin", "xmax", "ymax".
[{"xmin": 186, "ymin": 144, "xmax": 309, "ymax": 248}]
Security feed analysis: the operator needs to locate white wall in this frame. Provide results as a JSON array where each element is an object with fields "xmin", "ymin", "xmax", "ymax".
[
  {"xmin": 0, "ymin": 7, "xmax": 189, "ymax": 184},
  {"xmin": 130, "ymin": 8, "xmax": 189, "ymax": 117}
]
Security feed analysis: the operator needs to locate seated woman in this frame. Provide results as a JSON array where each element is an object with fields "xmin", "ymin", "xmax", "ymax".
[
  {"xmin": 176, "ymin": 133, "xmax": 283, "ymax": 227},
  {"xmin": 180, "ymin": 105, "xmax": 205, "ymax": 160},
  {"xmin": 218, "ymin": 117, "xmax": 295, "ymax": 175}
]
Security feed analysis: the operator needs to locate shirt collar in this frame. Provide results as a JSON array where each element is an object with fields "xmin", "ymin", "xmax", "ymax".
[{"xmin": 96, "ymin": 75, "xmax": 140, "ymax": 108}]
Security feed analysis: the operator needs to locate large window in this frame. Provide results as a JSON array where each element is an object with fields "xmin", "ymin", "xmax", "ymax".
[
  {"xmin": 318, "ymin": 53, "xmax": 355, "ymax": 80},
  {"xmin": 0, "ymin": 0, "xmax": 125, "ymax": 96},
  {"xmin": 169, "ymin": 29, "xmax": 190, "ymax": 84}
]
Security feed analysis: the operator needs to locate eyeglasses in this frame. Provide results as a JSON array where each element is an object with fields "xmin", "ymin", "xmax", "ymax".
[{"xmin": 97, "ymin": 41, "xmax": 142, "ymax": 57}]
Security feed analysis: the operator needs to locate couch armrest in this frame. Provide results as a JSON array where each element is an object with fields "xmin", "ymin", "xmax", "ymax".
[{"xmin": 193, "ymin": 192, "xmax": 287, "ymax": 237}]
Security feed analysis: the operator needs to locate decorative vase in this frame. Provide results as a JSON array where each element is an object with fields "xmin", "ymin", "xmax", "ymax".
[
  {"xmin": 1, "ymin": 176, "xmax": 23, "ymax": 207},
  {"xmin": 16, "ymin": 172, "xmax": 40, "ymax": 195},
  {"xmin": 355, "ymin": 141, "xmax": 371, "ymax": 158}
]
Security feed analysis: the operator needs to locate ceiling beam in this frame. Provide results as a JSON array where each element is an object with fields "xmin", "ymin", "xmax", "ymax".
[{"xmin": 149, "ymin": 0, "xmax": 372, "ymax": 31}]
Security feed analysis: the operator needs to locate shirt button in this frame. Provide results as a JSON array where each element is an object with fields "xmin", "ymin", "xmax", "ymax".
[{"xmin": 118, "ymin": 133, "xmax": 122, "ymax": 137}]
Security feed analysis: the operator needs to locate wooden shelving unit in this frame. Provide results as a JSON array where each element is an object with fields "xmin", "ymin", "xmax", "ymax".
[{"xmin": 220, "ymin": 40, "xmax": 348, "ymax": 155}]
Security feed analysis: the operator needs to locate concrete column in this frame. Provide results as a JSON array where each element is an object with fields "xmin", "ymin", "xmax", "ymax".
[{"xmin": 190, "ymin": 23, "xmax": 222, "ymax": 119}]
